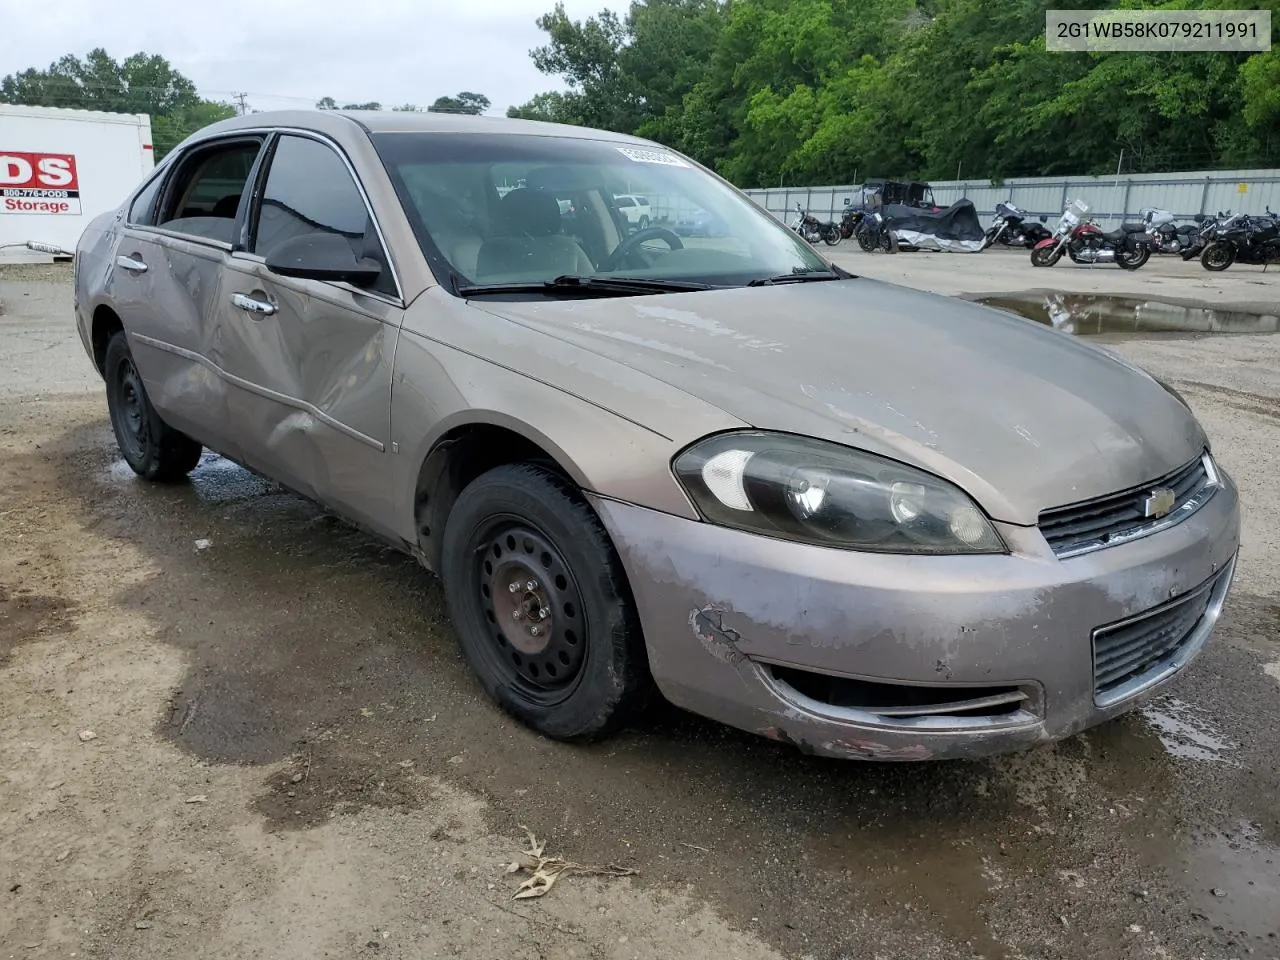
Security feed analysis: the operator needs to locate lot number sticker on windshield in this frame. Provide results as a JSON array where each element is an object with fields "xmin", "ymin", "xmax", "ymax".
[{"xmin": 616, "ymin": 147, "xmax": 688, "ymax": 167}]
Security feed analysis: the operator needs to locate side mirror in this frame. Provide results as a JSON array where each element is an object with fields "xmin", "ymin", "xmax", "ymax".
[{"xmin": 265, "ymin": 232, "xmax": 382, "ymax": 287}]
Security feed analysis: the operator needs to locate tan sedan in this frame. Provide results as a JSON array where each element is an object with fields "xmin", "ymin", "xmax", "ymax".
[{"xmin": 73, "ymin": 111, "xmax": 1238, "ymax": 760}]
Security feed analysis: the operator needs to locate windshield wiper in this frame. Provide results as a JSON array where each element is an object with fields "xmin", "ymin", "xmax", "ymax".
[
  {"xmin": 454, "ymin": 274, "xmax": 713, "ymax": 297},
  {"xmin": 746, "ymin": 267, "xmax": 844, "ymax": 286}
]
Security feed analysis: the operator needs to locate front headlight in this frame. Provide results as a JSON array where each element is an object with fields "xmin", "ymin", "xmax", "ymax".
[{"xmin": 673, "ymin": 432, "xmax": 1005, "ymax": 555}]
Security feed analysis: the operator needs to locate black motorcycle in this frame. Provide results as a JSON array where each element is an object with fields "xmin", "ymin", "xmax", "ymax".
[
  {"xmin": 1179, "ymin": 211, "xmax": 1232, "ymax": 261},
  {"xmin": 790, "ymin": 203, "xmax": 841, "ymax": 245},
  {"xmin": 1200, "ymin": 207, "xmax": 1280, "ymax": 271},
  {"xmin": 983, "ymin": 201, "xmax": 1051, "ymax": 249}
]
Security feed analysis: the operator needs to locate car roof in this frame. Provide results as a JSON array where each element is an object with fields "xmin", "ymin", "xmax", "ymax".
[{"xmin": 180, "ymin": 109, "xmax": 656, "ymax": 147}]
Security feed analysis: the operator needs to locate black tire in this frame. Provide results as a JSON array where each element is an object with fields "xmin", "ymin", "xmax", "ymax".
[
  {"xmin": 637, "ymin": 215, "xmax": 650, "ymax": 231},
  {"xmin": 1116, "ymin": 244, "xmax": 1150, "ymax": 270},
  {"xmin": 821, "ymin": 225, "xmax": 841, "ymax": 246},
  {"xmin": 1201, "ymin": 242, "xmax": 1234, "ymax": 272},
  {"xmin": 855, "ymin": 230, "xmax": 876, "ymax": 252},
  {"xmin": 440, "ymin": 463, "xmax": 652, "ymax": 742},
  {"xmin": 879, "ymin": 230, "xmax": 899, "ymax": 254},
  {"xmin": 103, "ymin": 331, "xmax": 202, "ymax": 482},
  {"xmin": 1031, "ymin": 245, "xmax": 1062, "ymax": 267},
  {"xmin": 981, "ymin": 227, "xmax": 997, "ymax": 250}
]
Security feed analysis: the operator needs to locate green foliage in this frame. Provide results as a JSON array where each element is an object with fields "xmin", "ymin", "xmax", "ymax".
[
  {"xmin": 515, "ymin": 0, "xmax": 1280, "ymax": 186},
  {"xmin": 428, "ymin": 92, "xmax": 491, "ymax": 115},
  {"xmin": 0, "ymin": 49, "xmax": 236, "ymax": 158}
]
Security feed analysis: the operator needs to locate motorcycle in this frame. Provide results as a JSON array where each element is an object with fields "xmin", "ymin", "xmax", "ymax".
[
  {"xmin": 1179, "ymin": 210, "xmax": 1232, "ymax": 261},
  {"xmin": 1031, "ymin": 199, "xmax": 1150, "ymax": 270},
  {"xmin": 839, "ymin": 199, "xmax": 864, "ymax": 239},
  {"xmin": 1139, "ymin": 206, "xmax": 1201, "ymax": 255},
  {"xmin": 1200, "ymin": 207, "xmax": 1280, "ymax": 272},
  {"xmin": 790, "ymin": 202, "xmax": 841, "ymax": 245},
  {"xmin": 857, "ymin": 209, "xmax": 898, "ymax": 253},
  {"xmin": 983, "ymin": 201, "xmax": 1051, "ymax": 249}
]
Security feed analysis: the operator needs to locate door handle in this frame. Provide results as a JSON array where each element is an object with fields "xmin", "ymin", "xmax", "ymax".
[
  {"xmin": 116, "ymin": 255, "xmax": 148, "ymax": 273},
  {"xmin": 230, "ymin": 292, "xmax": 277, "ymax": 317}
]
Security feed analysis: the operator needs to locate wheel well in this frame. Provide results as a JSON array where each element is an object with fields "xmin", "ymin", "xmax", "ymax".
[
  {"xmin": 91, "ymin": 306, "xmax": 124, "ymax": 375},
  {"xmin": 414, "ymin": 424, "xmax": 573, "ymax": 572}
]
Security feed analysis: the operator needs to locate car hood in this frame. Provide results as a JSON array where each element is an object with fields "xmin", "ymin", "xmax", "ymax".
[{"xmin": 487, "ymin": 279, "xmax": 1207, "ymax": 525}]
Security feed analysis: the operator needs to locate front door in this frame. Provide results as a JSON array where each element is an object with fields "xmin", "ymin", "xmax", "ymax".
[{"xmin": 216, "ymin": 133, "xmax": 404, "ymax": 540}]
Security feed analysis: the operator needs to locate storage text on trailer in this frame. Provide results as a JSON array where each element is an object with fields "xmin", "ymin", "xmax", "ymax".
[{"xmin": 1, "ymin": 151, "xmax": 82, "ymax": 215}]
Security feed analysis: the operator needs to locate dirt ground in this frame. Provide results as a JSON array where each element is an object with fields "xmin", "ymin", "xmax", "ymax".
[{"xmin": 2, "ymin": 259, "xmax": 1278, "ymax": 960}]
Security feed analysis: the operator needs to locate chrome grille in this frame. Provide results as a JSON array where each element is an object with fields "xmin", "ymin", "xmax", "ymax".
[
  {"xmin": 1039, "ymin": 454, "xmax": 1216, "ymax": 558},
  {"xmin": 1092, "ymin": 564, "xmax": 1232, "ymax": 705}
]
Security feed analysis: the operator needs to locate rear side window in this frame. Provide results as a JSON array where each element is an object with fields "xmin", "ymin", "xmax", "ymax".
[
  {"xmin": 251, "ymin": 134, "xmax": 396, "ymax": 298},
  {"xmin": 616, "ymin": 196, "xmax": 634, "ymax": 208},
  {"xmin": 128, "ymin": 172, "xmax": 165, "ymax": 225},
  {"xmin": 155, "ymin": 139, "xmax": 263, "ymax": 243}
]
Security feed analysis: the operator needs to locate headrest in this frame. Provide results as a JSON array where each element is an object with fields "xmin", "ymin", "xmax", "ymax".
[{"xmin": 497, "ymin": 189, "xmax": 562, "ymax": 237}]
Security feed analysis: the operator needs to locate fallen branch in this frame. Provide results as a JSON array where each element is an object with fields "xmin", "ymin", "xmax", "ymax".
[{"xmin": 507, "ymin": 825, "xmax": 637, "ymax": 900}]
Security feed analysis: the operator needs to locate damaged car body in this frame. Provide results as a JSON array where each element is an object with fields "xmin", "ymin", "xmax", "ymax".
[{"xmin": 73, "ymin": 111, "xmax": 1239, "ymax": 761}]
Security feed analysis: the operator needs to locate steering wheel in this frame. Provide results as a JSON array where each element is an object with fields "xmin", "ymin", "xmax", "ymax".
[{"xmin": 600, "ymin": 226, "xmax": 683, "ymax": 271}]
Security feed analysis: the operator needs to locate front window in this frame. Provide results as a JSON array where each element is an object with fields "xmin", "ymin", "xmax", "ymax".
[{"xmin": 373, "ymin": 132, "xmax": 830, "ymax": 296}]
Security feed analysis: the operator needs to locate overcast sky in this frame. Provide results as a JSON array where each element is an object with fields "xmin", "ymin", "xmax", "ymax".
[{"xmin": 1, "ymin": 0, "xmax": 617, "ymax": 114}]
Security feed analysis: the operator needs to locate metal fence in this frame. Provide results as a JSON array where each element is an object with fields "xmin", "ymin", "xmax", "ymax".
[{"xmin": 744, "ymin": 169, "xmax": 1280, "ymax": 226}]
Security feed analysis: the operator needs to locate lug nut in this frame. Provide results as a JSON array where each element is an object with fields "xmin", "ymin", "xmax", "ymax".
[
  {"xmin": 508, "ymin": 582, "xmax": 520, "ymax": 593},
  {"xmin": 538, "ymin": 606, "xmax": 550, "ymax": 619},
  {"xmin": 530, "ymin": 626, "xmax": 542, "ymax": 637},
  {"xmin": 526, "ymin": 580, "xmax": 538, "ymax": 591},
  {"xmin": 512, "ymin": 610, "xmax": 523, "ymax": 621}
]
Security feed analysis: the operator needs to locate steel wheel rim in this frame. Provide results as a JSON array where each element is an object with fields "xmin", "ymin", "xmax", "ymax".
[
  {"xmin": 111, "ymin": 355, "xmax": 150, "ymax": 462},
  {"xmin": 470, "ymin": 516, "xmax": 588, "ymax": 706}
]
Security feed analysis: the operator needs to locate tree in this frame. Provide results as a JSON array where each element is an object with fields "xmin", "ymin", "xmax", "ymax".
[
  {"xmin": 507, "ymin": 91, "xmax": 581, "ymax": 122},
  {"xmin": 515, "ymin": 0, "xmax": 1280, "ymax": 185},
  {"xmin": 428, "ymin": 92, "xmax": 491, "ymax": 114},
  {"xmin": 0, "ymin": 49, "xmax": 235, "ymax": 157}
]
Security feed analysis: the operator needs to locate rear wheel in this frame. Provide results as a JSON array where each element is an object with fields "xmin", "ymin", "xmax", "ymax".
[
  {"xmin": 1201, "ymin": 242, "xmax": 1235, "ymax": 271},
  {"xmin": 1117, "ymin": 244, "xmax": 1150, "ymax": 270},
  {"xmin": 822, "ymin": 225, "xmax": 842, "ymax": 246},
  {"xmin": 440, "ymin": 463, "xmax": 652, "ymax": 741},
  {"xmin": 104, "ymin": 331, "xmax": 202, "ymax": 482},
  {"xmin": 1031, "ymin": 245, "xmax": 1062, "ymax": 267}
]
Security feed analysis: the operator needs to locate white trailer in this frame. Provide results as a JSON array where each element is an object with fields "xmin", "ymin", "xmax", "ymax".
[{"xmin": 1, "ymin": 104, "xmax": 154, "ymax": 262}]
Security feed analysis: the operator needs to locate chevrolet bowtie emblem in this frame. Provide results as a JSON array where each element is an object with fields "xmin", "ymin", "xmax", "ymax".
[{"xmin": 1144, "ymin": 487, "xmax": 1177, "ymax": 519}]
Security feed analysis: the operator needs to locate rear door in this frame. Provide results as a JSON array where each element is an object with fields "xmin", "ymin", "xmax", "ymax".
[
  {"xmin": 108, "ymin": 136, "xmax": 266, "ymax": 458},
  {"xmin": 217, "ymin": 132, "xmax": 405, "ymax": 539}
]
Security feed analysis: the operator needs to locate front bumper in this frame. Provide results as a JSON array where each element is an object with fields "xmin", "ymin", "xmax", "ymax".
[{"xmin": 589, "ymin": 472, "xmax": 1239, "ymax": 761}]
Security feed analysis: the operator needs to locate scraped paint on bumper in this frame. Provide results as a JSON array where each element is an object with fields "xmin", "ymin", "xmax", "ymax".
[{"xmin": 589, "ymin": 474, "xmax": 1239, "ymax": 761}]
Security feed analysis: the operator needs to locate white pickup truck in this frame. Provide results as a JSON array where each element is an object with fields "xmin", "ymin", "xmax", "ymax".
[{"xmin": 613, "ymin": 194, "xmax": 651, "ymax": 230}]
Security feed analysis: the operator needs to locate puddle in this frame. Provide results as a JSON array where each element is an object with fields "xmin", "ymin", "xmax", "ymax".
[
  {"xmin": 1173, "ymin": 820, "xmax": 1280, "ymax": 942},
  {"xmin": 109, "ymin": 452, "xmax": 276, "ymax": 503},
  {"xmin": 975, "ymin": 293, "xmax": 1280, "ymax": 336},
  {"xmin": 1140, "ymin": 697, "xmax": 1237, "ymax": 765}
]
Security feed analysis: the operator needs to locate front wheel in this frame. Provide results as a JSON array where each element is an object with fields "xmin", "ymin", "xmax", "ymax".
[
  {"xmin": 879, "ymin": 230, "xmax": 899, "ymax": 254},
  {"xmin": 1031, "ymin": 245, "xmax": 1062, "ymax": 267},
  {"xmin": 822, "ymin": 225, "xmax": 842, "ymax": 246},
  {"xmin": 637, "ymin": 215, "xmax": 650, "ymax": 231},
  {"xmin": 104, "ymin": 331, "xmax": 203, "ymax": 482},
  {"xmin": 1201, "ymin": 242, "xmax": 1235, "ymax": 272},
  {"xmin": 440, "ymin": 463, "xmax": 652, "ymax": 742}
]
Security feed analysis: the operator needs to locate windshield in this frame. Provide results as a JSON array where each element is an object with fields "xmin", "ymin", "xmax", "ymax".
[{"xmin": 372, "ymin": 132, "xmax": 829, "ymax": 296}]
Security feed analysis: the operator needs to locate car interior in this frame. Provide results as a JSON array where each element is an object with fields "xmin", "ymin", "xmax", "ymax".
[{"xmin": 155, "ymin": 141, "xmax": 261, "ymax": 244}]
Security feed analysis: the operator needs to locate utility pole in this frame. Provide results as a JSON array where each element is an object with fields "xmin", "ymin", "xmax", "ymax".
[{"xmin": 234, "ymin": 92, "xmax": 249, "ymax": 116}]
